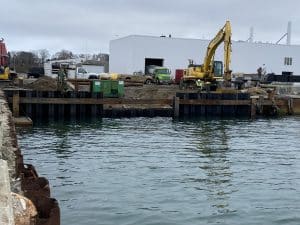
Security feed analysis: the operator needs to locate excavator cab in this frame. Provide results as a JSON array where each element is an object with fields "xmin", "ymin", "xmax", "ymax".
[{"xmin": 213, "ymin": 61, "xmax": 223, "ymax": 77}]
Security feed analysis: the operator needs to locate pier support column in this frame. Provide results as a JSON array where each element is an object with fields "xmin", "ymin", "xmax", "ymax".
[
  {"xmin": 25, "ymin": 91, "xmax": 33, "ymax": 118},
  {"xmin": 173, "ymin": 96, "xmax": 180, "ymax": 118},
  {"xmin": 251, "ymin": 98, "xmax": 257, "ymax": 119},
  {"xmin": 288, "ymin": 97, "xmax": 294, "ymax": 115},
  {"xmin": 12, "ymin": 90, "xmax": 19, "ymax": 117}
]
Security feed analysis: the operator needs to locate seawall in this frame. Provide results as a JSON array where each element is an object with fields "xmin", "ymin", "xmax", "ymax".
[{"xmin": 0, "ymin": 90, "xmax": 60, "ymax": 225}]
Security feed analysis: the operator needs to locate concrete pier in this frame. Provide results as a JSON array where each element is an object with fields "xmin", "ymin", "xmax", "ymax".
[
  {"xmin": 0, "ymin": 90, "xmax": 18, "ymax": 180},
  {"xmin": 0, "ymin": 160, "xmax": 15, "ymax": 225},
  {"xmin": 1, "ymin": 89, "xmax": 20, "ymax": 225}
]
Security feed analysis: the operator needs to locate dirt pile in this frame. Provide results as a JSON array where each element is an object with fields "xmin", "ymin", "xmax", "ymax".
[
  {"xmin": 103, "ymin": 85, "xmax": 179, "ymax": 109},
  {"xmin": 124, "ymin": 85, "xmax": 179, "ymax": 99},
  {"xmin": 24, "ymin": 76, "xmax": 58, "ymax": 91}
]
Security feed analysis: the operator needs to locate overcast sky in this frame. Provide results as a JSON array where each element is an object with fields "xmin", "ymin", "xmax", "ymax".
[{"xmin": 3, "ymin": 0, "xmax": 300, "ymax": 55}]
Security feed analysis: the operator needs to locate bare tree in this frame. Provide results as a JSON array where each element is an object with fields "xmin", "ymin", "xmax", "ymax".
[
  {"xmin": 9, "ymin": 51, "xmax": 39, "ymax": 73},
  {"xmin": 53, "ymin": 49, "xmax": 74, "ymax": 60},
  {"xmin": 78, "ymin": 53, "xmax": 85, "ymax": 58},
  {"xmin": 38, "ymin": 49, "xmax": 50, "ymax": 64}
]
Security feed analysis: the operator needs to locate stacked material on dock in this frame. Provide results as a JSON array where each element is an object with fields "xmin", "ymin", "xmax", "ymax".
[
  {"xmin": 262, "ymin": 83, "xmax": 300, "ymax": 95},
  {"xmin": 119, "ymin": 74, "xmax": 157, "ymax": 87}
]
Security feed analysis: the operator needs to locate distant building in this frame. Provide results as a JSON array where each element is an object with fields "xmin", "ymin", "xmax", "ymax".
[{"xmin": 109, "ymin": 35, "xmax": 300, "ymax": 76}]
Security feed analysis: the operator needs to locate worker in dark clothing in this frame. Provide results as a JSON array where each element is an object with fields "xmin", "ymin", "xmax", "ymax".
[
  {"xmin": 257, "ymin": 66, "xmax": 262, "ymax": 82},
  {"xmin": 257, "ymin": 67, "xmax": 262, "ymax": 76},
  {"xmin": 262, "ymin": 64, "xmax": 267, "ymax": 75},
  {"xmin": 57, "ymin": 68, "xmax": 67, "ymax": 91}
]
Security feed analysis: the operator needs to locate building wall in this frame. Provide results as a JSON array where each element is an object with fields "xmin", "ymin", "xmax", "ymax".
[
  {"xmin": 232, "ymin": 41, "xmax": 299, "ymax": 74},
  {"xmin": 109, "ymin": 37, "xmax": 134, "ymax": 74},
  {"xmin": 109, "ymin": 35, "xmax": 300, "ymax": 77}
]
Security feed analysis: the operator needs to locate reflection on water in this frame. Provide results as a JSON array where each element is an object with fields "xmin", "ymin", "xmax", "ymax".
[
  {"xmin": 194, "ymin": 121, "xmax": 233, "ymax": 214},
  {"xmin": 17, "ymin": 117, "xmax": 300, "ymax": 225}
]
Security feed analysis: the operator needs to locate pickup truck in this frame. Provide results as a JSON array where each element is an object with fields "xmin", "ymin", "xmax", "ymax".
[
  {"xmin": 44, "ymin": 61, "xmax": 98, "ymax": 79},
  {"xmin": 27, "ymin": 67, "xmax": 45, "ymax": 78},
  {"xmin": 67, "ymin": 67, "xmax": 98, "ymax": 79}
]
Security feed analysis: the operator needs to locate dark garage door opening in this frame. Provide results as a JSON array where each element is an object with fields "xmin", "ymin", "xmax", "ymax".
[{"xmin": 145, "ymin": 58, "xmax": 164, "ymax": 74}]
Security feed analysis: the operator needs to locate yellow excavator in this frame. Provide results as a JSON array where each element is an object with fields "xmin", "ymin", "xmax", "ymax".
[
  {"xmin": 181, "ymin": 21, "xmax": 232, "ymax": 90},
  {"xmin": 0, "ymin": 66, "xmax": 10, "ymax": 80}
]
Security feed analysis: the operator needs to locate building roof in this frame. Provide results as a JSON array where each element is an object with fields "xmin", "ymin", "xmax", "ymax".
[{"xmin": 111, "ymin": 34, "xmax": 300, "ymax": 48}]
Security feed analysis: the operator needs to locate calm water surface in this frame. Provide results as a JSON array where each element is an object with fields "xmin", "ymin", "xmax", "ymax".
[{"xmin": 17, "ymin": 117, "xmax": 300, "ymax": 225}]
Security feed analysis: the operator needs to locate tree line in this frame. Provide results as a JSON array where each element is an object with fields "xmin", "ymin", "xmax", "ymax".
[{"xmin": 8, "ymin": 49, "xmax": 109, "ymax": 73}]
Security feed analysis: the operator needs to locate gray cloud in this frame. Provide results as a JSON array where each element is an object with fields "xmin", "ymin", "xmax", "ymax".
[{"xmin": 3, "ymin": 0, "xmax": 300, "ymax": 55}]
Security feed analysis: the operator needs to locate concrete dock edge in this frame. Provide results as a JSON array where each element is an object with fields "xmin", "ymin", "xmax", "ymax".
[{"xmin": 0, "ymin": 159, "xmax": 15, "ymax": 225}]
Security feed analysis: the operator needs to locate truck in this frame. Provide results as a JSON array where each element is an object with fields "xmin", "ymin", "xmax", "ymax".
[
  {"xmin": 67, "ymin": 66, "xmax": 98, "ymax": 79},
  {"xmin": 146, "ymin": 65, "xmax": 172, "ymax": 84},
  {"xmin": 44, "ymin": 60, "xmax": 98, "ymax": 79},
  {"xmin": 27, "ymin": 67, "xmax": 45, "ymax": 78}
]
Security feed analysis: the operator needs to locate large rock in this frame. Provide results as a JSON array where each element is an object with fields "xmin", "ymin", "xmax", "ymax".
[{"xmin": 11, "ymin": 192, "xmax": 37, "ymax": 225}]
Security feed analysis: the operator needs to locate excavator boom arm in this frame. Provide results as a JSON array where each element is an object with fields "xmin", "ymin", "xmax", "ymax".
[
  {"xmin": 202, "ymin": 21, "xmax": 232, "ymax": 80},
  {"xmin": 223, "ymin": 22, "xmax": 232, "ymax": 80}
]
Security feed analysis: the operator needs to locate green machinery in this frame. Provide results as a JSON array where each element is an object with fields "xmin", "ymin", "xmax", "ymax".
[{"xmin": 92, "ymin": 80, "xmax": 124, "ymax": 98}]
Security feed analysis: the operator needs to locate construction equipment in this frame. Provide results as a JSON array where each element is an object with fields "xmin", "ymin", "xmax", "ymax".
[
  {"xmin": 0, "ymin": 38, "xmax": 17, "ymax": 80},
  {"xmin": 0, "ymin": 38, "xmax": 9, "ymax": 80},
  {"xmin": 151, "ymin": 66, "xmax": 172, "ymax": 84},
  {"xmin": 181, "ymin": 21, "xmax": 232, "ymax": 90}
]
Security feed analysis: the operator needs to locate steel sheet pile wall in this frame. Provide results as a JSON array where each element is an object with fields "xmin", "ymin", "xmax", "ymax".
[
  {"xmin": 5, "ymin": 90, "xmax": 103, "ymax": 120},
  {"xmin": 174, "ymin": 92, "xmax": 251, "ymax": 118}
]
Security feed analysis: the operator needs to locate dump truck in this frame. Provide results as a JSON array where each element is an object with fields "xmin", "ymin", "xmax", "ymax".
[{"xmin": 146, "ymin": 65, "xmax": 172, "ymax": 84}]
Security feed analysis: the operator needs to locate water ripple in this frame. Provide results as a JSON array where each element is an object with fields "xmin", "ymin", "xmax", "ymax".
[{"xmin": 17, "ymin": 117, "xmax": 300, "ymax": 225}]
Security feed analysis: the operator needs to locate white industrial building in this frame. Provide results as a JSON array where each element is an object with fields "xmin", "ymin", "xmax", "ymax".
[{"xmin": 109, "ymin": 31, "xmax": 300, "ymax": 77}]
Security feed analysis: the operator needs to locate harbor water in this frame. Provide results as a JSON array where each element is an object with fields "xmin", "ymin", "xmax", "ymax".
[{"xmin": 17, "ymin": 117, "xmax": 300, "ymax": 225}]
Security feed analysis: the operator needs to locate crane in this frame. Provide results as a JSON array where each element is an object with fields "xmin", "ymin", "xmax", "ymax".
[
  {"xmin": 0, "ymin": 38, "xmax": 9, "ymax": 80},
  {"xmin": 181, "ymin": 21, "xmax": 232, "ymax": 90},
  {"xmin": 0, "ymin": 38, "xmax": 17, "ymax": 80}
]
